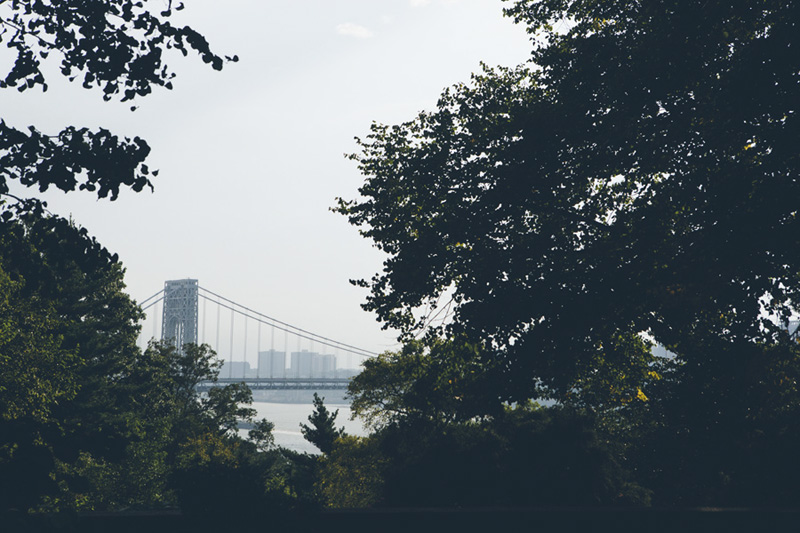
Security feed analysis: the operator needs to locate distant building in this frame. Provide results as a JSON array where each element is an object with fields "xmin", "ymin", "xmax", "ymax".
[
  {"xmin": 314, "ymin": 353, "xmax": 336, "ymax": 376},
  {"xmin": 290, "ymin": 350, "xmax": 314, "ymax": 378},
  {"xmin": 289, "ymin": 350, "xmax": 339, "ymax": 378},
  {"xmin": 258, "ymin": 350, "xmax": 286, "ymax": 378},
  {"xmin": 335, "ymin": 368, "xmax": 361, "ymax": 379},
  {"xmin": 221, "ymin": 360, "xmax": 250, "ymax": 379}
]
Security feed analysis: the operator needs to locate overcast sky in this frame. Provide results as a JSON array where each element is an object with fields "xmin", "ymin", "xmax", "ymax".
[{"xmin": 1, "ymin": 0, "xmax": 532, "ymax": 365}]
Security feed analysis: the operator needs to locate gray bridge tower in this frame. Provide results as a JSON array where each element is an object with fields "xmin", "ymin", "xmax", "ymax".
[{"xmin": 161, "ymin": 279, "xmax": 198, "ymax": 349}]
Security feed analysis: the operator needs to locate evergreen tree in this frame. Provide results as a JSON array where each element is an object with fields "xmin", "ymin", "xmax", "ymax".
[{"xmin": 301, "ymin": 393, "xmax": 345, "ymax": 455}]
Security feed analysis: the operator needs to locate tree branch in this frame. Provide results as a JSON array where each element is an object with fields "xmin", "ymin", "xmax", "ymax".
[{"xmin": 0, "ymin": 17, "xmax": 56, "ymax": 49}]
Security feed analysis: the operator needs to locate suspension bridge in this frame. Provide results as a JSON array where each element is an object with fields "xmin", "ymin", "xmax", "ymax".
[{"xmin": 137, "ymin": 279, "xmax": 376, "ymax": 390}]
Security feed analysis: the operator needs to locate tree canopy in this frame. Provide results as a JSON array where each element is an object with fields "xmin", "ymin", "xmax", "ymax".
[
  {"xmin": 0, "ymin": 202, "xmax": 144, "ymax": 509},
  {"xmin": 0, "ymin": 206, "xmax": 301, "ymax": 513},
  {"xmin": 347, "ymin": 338, "xmax": 505, "ymax": 429},
  {"xmin": 0, "ymin": 1, "xmax": 259, "ymax": 513},
  {"xmin": 334, "ymin": 0, "xmax": 800, "ymax": 507},
  {"xmin": 336, "ymin": 0, "xmax": 800, "ymax": 401},
  {"xmin": 0, "ymin": 0, "xmax": 235, "ymax": 202}
]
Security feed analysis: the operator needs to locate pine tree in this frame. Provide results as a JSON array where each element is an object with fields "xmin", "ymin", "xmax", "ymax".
[{"xmin": 300, "ymin": 393, "xmax": 345, "ymax": 454}]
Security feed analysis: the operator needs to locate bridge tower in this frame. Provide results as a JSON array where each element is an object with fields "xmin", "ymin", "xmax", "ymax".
[{"xmin": 161, "ymin": 279, "xmax": 198, "ymax": 349}]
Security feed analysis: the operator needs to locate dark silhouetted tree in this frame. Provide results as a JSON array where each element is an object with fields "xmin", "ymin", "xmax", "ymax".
[
  {"xmin": 336, "ymin": 0, "xmax": 800, "ymax": 505},
  {"xmin": 336, "ymin": 0, "xmax": 800, "ymax": 402},
  {"xmin": 0, "ymin": 0, "xmax": 235, "ymax": 203},
  {"xmin": 0, "ymin": 1, "xmax": 242, "ymax": 511},
  {"xmin": 301, "ymin": 393, "xmax": 344, "ymax": 455},
  {"xmin": 347, "ymin": 337, "xmax": 503, "ymax": 429}
]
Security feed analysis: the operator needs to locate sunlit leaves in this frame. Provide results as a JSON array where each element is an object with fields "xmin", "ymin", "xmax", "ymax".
[{"xmin": 0, "ymin": 206, "xmax": 143, "ymax": 510}]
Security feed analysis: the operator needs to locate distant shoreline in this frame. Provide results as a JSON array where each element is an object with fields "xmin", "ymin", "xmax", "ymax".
[{"xmin": 251, "ymin": 389, "xmax": 348, "ymax": 405}]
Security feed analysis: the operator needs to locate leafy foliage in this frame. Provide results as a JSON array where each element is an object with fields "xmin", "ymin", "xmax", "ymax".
[
  {"xmin": 0, "ymin": 262, "xmax": 80, "ymax": 510},
  {"xmin": 0, "ymin": 122, "xmax": 153, "ymax": 200},
  {"xmin": 337, "ymin": 0, "xmax": 800, "ymax": 401},
  {"xmin": 566, "ymin": 331, "xmax": 662, "ymax": 412},
  {"xmin": 337, "ymin": 0, "xmax": 800, "ymax": 507},
  {"xmin": 630, "ymin": 337, "xmax": 800, "ymax": 506},
  {"xmin": 0, "ymin": 202, "xmax": 145, "ymax": 510},
  {"xmin": 300, "ymin": 393, "xmax": 344, "ymax": 455},
  {"xmin": 320, "ymin": 404, "xmax": 650, "ymax": 508},
  {"xmin": 347, "ymin": 338, "xmax": 503, "ymax": 428},
  {"xmin": 317, "ymin": 435, "xmax": 386, "ymax": 508},
  {"xmin": 0, "ymin": 0, "xmax": 236, "ymax": 201},
  {"xmin": 248, "ymin": 418, "xmax": 276, "ymax": 452},
  {"xmin": 0, "ymin": 0, "xmax": 229, "ymax": 98}
]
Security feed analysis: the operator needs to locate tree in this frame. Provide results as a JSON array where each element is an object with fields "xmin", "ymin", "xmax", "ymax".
[
  {"xmin": 317, "ymin": 435, "xmax": 386, "ymax": 508},
  {"xmin": 336, "ymin": 0, "xmax": 800, "ymax": 402},
  {"xmin": 336, "ymin": 0, "xmax": 800, "ymax": 505},
  {"xmin": 135, "ymin": 341, "xmax": 261, "ymax": 443},
  {"xmin": 141, "ymin": 343, "xmax": 308, "ymax": 518},
  {"xmin": 300, "ymin": 393, "xmax": 345, "ymax": 455},
  {"xmin": 318, "ymin": 403, "xmax": 650, "ymax": 508},
  {"xmin": 0, "ymin": 203, "xmax": 147, "ymax": 510},
  {"xmin": 78, "ymin": 340, "xmax": 282, "ymax": 513},
  {"xmin": 0, "ymin": 1, "xmax": 238, "ymax": 511},
  {"xmin": 248, "ymin": 419, "xmax": 276, "ymax": 452},
  {"xmin": 347, "ymin": 337, "xmax": 503, "ymax": 430},
  {"xmin": 0, "ymin": 0, "xmax": 235, "ymax": 203},
  {"xmin": 626, "ymin": 333, "xmax": 800, "ymax": 506},
  {"xmin": 0, "ymin": 260, "xmax": 80, "ymax": 510}
]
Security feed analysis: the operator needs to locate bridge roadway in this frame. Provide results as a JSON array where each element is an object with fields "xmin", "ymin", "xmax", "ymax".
[{"xmin": 196, "ymin": 377, "xmax": 351, "ymax": 391}]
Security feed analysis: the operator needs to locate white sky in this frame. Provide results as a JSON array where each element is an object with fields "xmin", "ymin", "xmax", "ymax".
[{"xmin": 1, "ymin": 0, "xmax": 532, "ymax": 362}]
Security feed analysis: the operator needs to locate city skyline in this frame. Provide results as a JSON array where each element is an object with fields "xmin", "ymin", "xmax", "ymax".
[{"xmin": 220, "ymin": 348, "xmax": 360, "ymax": 380}]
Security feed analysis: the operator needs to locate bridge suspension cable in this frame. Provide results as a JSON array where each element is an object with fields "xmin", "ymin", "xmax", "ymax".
[
  {"xmin": 139, "ymin": 289, "xmax": 164, "ymax": 311},
  {"xmin": 197, "ymin": 291, "xmax": 375, "ymax": 358},
  {"xmin": 198, "ymin": 286, "xmax": 377, "ymax": 358},
  {"xmin": 136, "ymin": 282, "xmax": 377, "ymax": 382}
]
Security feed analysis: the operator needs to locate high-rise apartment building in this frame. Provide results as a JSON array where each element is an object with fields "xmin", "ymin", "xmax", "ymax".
[
  {"xmin": 289, "ymin": 350, "xmax": 338, "ymax": 378},
  {"xmin": 258, "ymin": 350, "xmax": 286, "ymax": 378}
]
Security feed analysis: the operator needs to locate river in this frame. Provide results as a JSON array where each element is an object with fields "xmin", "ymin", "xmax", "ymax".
[{"xmin": 249, "ymin": 397, "xmax": 367, "ymax": 454}]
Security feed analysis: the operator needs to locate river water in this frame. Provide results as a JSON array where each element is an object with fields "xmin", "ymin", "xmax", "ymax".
[{"xmin": 249, "ymin": 399, "xmax": 367, "ymax": 454}]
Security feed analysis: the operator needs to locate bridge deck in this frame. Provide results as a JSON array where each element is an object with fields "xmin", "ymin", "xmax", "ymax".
[{"xmin": 197, "ymin": 377, "xmax": 351, "ymax": 390}]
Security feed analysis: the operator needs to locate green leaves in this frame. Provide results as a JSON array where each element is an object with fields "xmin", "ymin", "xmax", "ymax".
[
  {"xmin": 0, "ymin": 264, "xmax": 79, "ymax": 427},
  {"xmin": 300, "ymin": 393, "xmax": 344, "ymax": 455},
  {"xmin": 248, "ymin": 419, "xmax": 276, "ymax": 452},
  {"xmin": 347, "ymin": 337, "xmax": 503, "ymax": 428},
  {"xmin": 0, "ymin": 206, "xmax": 143, "ymax": 511}
]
